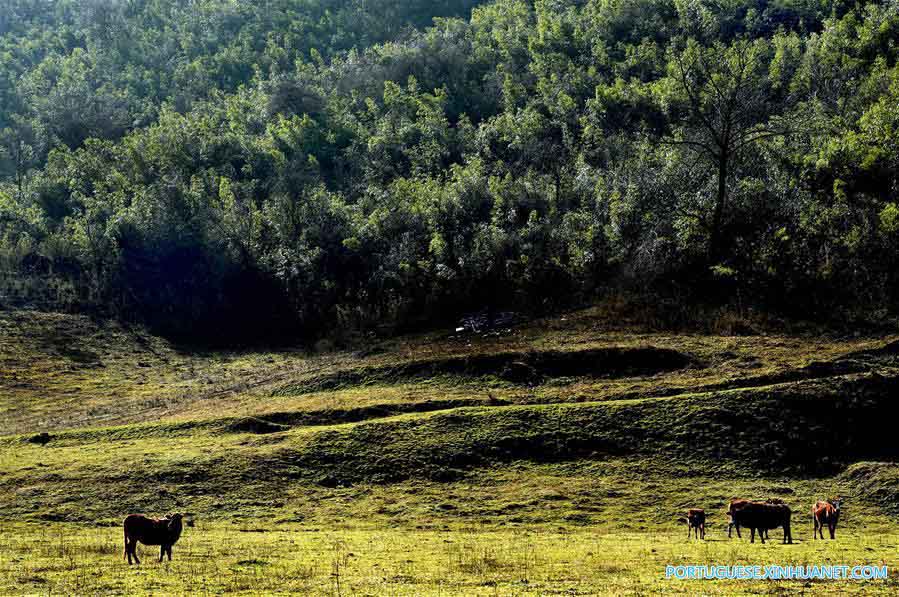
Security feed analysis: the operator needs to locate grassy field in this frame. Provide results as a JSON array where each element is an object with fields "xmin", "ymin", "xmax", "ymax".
[
  {"xmin": 4, "ymin": 522, "xmax": 899, "ymax": 595},
  {"xmin": 3, "ymin": 307, "xmax": 899, "ymax": 594}
]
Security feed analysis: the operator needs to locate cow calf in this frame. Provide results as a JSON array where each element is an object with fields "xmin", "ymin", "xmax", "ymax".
[{"xmin": 687, "ymin": 508, "xmax": 706, "ymax": 540}]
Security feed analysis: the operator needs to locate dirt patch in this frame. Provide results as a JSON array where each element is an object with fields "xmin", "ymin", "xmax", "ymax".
[
  {"xmin": 842, "ymin": 340, "xmax": 899, "ymax": 366},
  {"xmin": 531, "ymin": 347, "xmax": 694, "ymax": 378},
  {"xmin": 680, "ymin": 339, "xmax": 899, "ymax": 396},
  {"xmin": 221, "ymin": 399, "xmax": 488, "ymax": 435},
  {"xmin": 26, "ymin": 432, "xmax": 51, "ymax": 445},
  {"xmin": 275, "ymin": 347, "xmax": 698, "ymax": 394},
  {"xmin": 226, "ymin": 417, "xmax": 290, "ymax": 435},
  {"xmin": 593, "ymin": 356, "xmax": 874, "ymax": 403},
  {"xmin": 699, "ymin": 358, "xmax": 869, "ymax": 392}
]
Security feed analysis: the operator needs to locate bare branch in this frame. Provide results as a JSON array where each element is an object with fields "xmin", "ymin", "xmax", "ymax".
[
  {"xmin": 659, "ymin": 137, "xmax": 718, "ymax": 158},
  {"xmin": 673, "ymin": 46, "xmax": 720, "ymax": 146},
  {"xmin": 734, "ymin": 125, "xmax": 794, "ymax": 151}
]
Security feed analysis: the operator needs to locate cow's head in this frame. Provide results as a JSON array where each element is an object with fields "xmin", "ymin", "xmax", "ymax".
[{"xmin": 829, "ymin": 497, "xmax": 841, "ymax": 511}]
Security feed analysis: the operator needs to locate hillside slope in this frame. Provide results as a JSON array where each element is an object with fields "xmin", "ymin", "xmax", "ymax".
[
  {"xmin": 3, "ymin": 308, "xmax": 899, "ymax": 515},
  {"xmin": 3, "ymin": 308, "xmax": 899, "ymax": 593}
]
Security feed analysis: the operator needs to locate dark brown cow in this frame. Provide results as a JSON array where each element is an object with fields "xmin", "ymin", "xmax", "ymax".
[
  {"xmin": 687, "ymin": 509, "xmax": 706, "ymax": 539},
  {"xmin": 727, "ymin": 499, "xmax": 765, "ymax": 540},
  {"xmin": 123, "ymin": 513, "xmax": 184, "ymax": 564},
  {"xmin": 730, "ymin": 501, "xmax": 792, "ymax": 544},
  {"xmin": 727, "ymin": 498, "xmax": 786, "ymax": 539},
  {"xmin": 728, "ymin": 499, "xmax": 748, "ymax": 538},
  {"xmin": 813, "ymin": 498, "xmax": 841, "ymax": 540}
]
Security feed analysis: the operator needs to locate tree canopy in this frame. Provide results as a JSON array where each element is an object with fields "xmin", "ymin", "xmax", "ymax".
[{"xmin": 2, "ymin": 0, "xmax": 899, "ymax": 339}]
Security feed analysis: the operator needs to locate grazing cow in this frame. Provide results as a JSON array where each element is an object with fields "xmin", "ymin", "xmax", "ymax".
[
  {"xmin": 687, "ymin": 509, "xmax": 706, "ymax": 539},
  {"xmin": 123, "ymin": 513, "xmax": 184, "ymax": 564},
  {"xmin": 813, "ymin": 498, "xmax": 842, "ymax": 540},
  {"xmin": 727, "ymin": 499, "xmax": 766, "ymax": 540},
  {"xmin": 727, "ymin": 499, "xmax": 747, "ymax": 538},
  {"xmin": 729, "ymin": 502, "xmax": 792, "ymax": 544},
  {"xmin": 727, "ymin": 498, "xmax": 786, "ymax": 539}
]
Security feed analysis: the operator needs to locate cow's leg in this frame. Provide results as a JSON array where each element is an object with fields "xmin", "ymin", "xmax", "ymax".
[
  {"xmin": 159, "ymin": 546, "xmax": 165, "ymax": 562},
  {"xmin": 759, "ymin": 528, "xmax": 766, "ymax": 544},
  {"xmin": 700, "ymin": 524, "xmax": 705, "ymax": 540},
  {"xmin": 829, "ymin": 523, "xmax": 835, "ymax": 540},
  {"xmin": 735, "ymin": 524, "xmax": 741, "ymax": 539},
  {"xmin": 727, "ymin": 522, "xmax": 732, "ymax": 538},
  {"xmin": 167, "ymin": 545, "xmax": 173, "ymax": 561},
  {"xmin": 750, "ymin": 527, "xmax": 756, "ymax": 543},
  {"xmin": 131, "ymin": 541, "xmax": 140, "ymax": 565},
  {"xmin": 785, "ymin": 522, "xmax": 792, "ymax": 544}
]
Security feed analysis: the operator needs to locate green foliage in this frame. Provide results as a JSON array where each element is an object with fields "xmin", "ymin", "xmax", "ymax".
[
  {"xmin": 879, "ymin": 202, "xmax": 899, "ymax": 235},
  {"xmin": 3, "ymin": 0, "xmax": 899, "ymax": 337}
]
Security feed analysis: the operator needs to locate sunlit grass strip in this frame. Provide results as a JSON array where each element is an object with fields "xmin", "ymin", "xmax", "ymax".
[{"xmin": 2, "ymin": 523, "xmax": 897, "ymax": 595}]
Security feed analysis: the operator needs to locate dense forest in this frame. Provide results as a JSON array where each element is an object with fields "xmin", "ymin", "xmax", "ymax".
[{"xmin": 2, "ymin": 0, "xmax": 899, "ymax": 340}]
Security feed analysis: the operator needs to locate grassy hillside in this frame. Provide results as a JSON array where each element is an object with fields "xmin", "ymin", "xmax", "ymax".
[{"xmin": 3, "ymin": 308, "xmax": 899, "ymax": 593}]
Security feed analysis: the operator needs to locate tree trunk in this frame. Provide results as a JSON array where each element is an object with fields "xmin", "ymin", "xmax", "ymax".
[
  {"xmin": 708, "ymin": 152, "xmax": 729, "ymax": 261},
  {"xmin": 15, "ymin": 138, "xmax": 25, "ymax": 197}
]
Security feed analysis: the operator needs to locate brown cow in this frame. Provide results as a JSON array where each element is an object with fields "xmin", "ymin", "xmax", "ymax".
[
  {"xmin": 727, "ymin": 498, "xmax": 786, "ymax": 539},
  {"xmin": 123, "ymin": 513, "xmax": 184, "ymax": 564},
  {"xmin": 687, "ymin": 509, "xmax": 706, "ymax": 539},
  {"xmin": 813, "ymin": 498, "xmax": 841, "ymax": 540},
  {"xmin": 730, "ymin": 501, "xmax": 792, "ymax": 544},
  {"xmin": 727, "ymin": 499, "xmax": 766, "ymax": 540}
]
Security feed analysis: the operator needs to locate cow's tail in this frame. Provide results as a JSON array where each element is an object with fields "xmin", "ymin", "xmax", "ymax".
[{"xmin": 123, "ymin": 527, "xmax": 128, "ymax": 560}]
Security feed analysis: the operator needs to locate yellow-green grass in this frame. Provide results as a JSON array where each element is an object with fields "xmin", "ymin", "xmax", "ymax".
[
  {"xmin": 4, "ymin": 307, "xmax": 899, "ymax": 594},
  {"xmin": 3, "ymin": 522, "xmax": 898, "ymax": 595},
  {"xmin": 3, "ymin": 454, "xmax": 899, "ymax": 593},
  {"xmin": 2, "ymin": 309, "xmax": 892, "ymax": 436},
  {"xmin": 5, "ymin": 371, "xmax": 898, "ymax": 521},
  {"xmin": 3, "ymin": 433, "xmax": 899, "ymax": 595}
]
